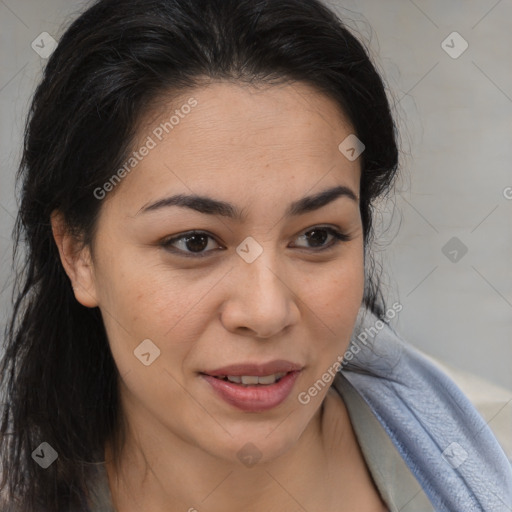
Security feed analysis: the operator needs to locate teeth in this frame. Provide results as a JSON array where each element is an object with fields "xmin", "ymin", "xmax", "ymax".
[
  {"xmin": 222, "ymin": 372, "xmax": 288, "ymax": 386},
  {"xmin": 256, "ymin": 374, "xmax": 277, "ymax": 385},
  {"xmin": 241, "ymin": 375, "xmax": 260, "ymax": 385}
]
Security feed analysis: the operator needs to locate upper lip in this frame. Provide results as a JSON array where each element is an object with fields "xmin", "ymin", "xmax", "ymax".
[{"xmin": 203, "ymin": 360, "xmax": 303, "ymax": 377}]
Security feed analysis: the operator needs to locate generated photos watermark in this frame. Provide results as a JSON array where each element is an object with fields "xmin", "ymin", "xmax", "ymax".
[
  {"xmin": 93, "ymin": 97, "xmax": 198, "ymax": 200},
  {"xmin": 297, "ymin": 301, "xmax": 403, "ymax": 405}
]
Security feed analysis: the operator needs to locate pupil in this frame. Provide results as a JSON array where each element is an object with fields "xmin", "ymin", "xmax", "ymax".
[
  {"xmin": 307, "ymin": 229, "xmax": 327, "ymax": 247},
  {"xmin": 185, "ymin": 234, "xmax": 208, "ymax": 252}
]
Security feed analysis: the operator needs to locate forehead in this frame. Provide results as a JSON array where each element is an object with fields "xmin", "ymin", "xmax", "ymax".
[
  {"xmin": 106, "ymin": 80, "xmax": 361, "ymax": 210},
  {"xmin": 142, "ymin": 79, "xmax": 353, "ymax": 149}
]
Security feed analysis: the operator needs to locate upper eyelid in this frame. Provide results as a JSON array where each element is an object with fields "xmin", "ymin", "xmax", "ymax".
[{"xmin": 165, "ymin": 224, "xmax": 343, "ymax": 241}]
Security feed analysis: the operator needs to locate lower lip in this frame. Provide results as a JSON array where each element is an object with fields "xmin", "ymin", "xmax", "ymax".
[{"xmin": 201, "ymin": 371, "xmax": 301, "ymax": 412}]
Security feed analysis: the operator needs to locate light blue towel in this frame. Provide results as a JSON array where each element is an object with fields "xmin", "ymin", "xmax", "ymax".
[{"xmin": 341, "ymin": 307, "xmax": 512, "ymax": 511}]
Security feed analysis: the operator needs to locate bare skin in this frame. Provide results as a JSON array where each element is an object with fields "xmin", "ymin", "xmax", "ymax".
[
  {"xmin": 104, "ymin": 387, "xmax": 386, "ymax": 512},
  {"xmin": 52, "ymin": 80, "xmax": 388, "ymax": 511}
]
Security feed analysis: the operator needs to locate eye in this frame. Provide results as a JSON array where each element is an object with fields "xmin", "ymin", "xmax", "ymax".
[
  {"xmin": 160, "ymin": 230, "xmax": 222, "ymax": 258},
  {"xmin": 291, "ymin": 226, "xmax": 351, "ymax": 252},
  {"xmin": 159, "ymin": 226, "xmax": 351, "ymax": 258}
]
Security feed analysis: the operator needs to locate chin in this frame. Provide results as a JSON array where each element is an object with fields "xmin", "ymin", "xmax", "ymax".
[{"xmin": 202, "ymin": 418, "xmax": 310, "ymax": 467}]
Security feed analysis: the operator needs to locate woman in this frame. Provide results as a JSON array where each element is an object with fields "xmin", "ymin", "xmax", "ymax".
[{"xmin": 1, "ymin": 0, "xmax": 510, "ymax": 510}]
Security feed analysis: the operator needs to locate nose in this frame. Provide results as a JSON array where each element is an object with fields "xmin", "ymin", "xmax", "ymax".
[{"xmin": 220, "ymin": 251, "xmax": 300, "ymax": 339}]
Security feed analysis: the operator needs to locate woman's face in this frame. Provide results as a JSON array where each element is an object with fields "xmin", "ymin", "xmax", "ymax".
[{"xmin": 70, "ymin": 81, "xmax": 364, "ymax": 464}]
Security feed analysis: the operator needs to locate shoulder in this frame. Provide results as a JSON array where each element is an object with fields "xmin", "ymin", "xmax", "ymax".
[
  {"xmin": 337, "ymin": 310, "xmax": 512, "ymax": 510},
  {"xmin": 84, "ymin": 462, "xmax": 116, "ymax": 512},
  {"xmin": 422, "ymin": 354, "xmax": 512, "ymax": 463}
]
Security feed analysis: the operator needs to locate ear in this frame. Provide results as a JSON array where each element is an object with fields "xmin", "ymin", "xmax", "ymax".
[{"xmin": 50, "ymin": 210, "xmax": 99, "ymax": 308}]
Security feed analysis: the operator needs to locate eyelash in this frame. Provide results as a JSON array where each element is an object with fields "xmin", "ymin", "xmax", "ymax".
[{"xmin": 159, "ymin": 226, "xmax": 351, "ymax": 259}]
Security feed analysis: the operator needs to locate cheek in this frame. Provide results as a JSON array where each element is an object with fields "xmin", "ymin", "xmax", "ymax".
[
  {"xmin": 309, "ymin": 246, "xmax": 365, "ymax": 312},
  {"xmin": 93, "ymin": 239, "xmax": 182, "ymax": 326},
  {"xmin": 303, "ymin": 247, "xmax": 365, "ymax": 351},
  {"xmin": 90, "ymin": 251, "xmax": 193, "ymax": 373},
  {"xmin": 93, "ymin": 252, "xmax": 230, "ymax": 386}
]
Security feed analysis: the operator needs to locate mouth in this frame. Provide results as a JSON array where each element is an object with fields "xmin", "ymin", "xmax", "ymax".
[
  {"xmin": 204, "ymin": 372, "xmax": 288, "ymax": 386},
  {"xmin": 199, "ymin": 364, "xmax": 303, "ymax": 412}
]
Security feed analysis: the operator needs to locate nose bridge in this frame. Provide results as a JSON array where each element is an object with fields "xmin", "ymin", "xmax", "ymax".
[{"xmin": 240, "ymin": 241, "xmax": 286, "ymax": 306}]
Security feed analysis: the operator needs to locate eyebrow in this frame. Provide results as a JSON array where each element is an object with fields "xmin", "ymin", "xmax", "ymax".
[{"xmin": 136, "ymin": 185, "xmax": 358, "ymax": 221}]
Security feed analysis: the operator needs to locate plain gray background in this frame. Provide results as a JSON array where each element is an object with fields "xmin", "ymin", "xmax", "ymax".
[{"xmin": 0, "ymin": 0, "xmax": 511, "ymax": 389}]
